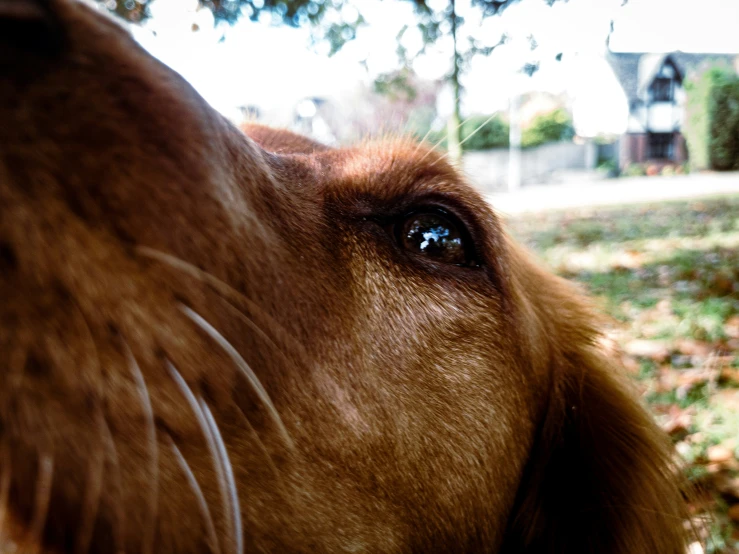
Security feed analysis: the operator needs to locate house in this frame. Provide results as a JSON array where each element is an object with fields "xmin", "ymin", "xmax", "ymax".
[{"xmin": 607, "ymin": 51, "xmax": 738, "ymax": 168}]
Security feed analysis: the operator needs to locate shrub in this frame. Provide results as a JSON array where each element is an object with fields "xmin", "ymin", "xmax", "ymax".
[
  {"xmin": 623, "ymin": 163, "xmax": 647, "ymax": 177},
  {"xmin": 413, "ymin": 113, "xmax": 509, "ymax": 152},
  {"xmin": 460, "ymin": 114, "xmax": 509, "ymax": 151},
  {"xmin": 683, "ymin": 64, "xmax": 738, "ymax": 171},
  {"xmin": 521, "ymin": 108, "xmax": 574, "ymax": 149},
  {"xmin": 710, "ymin": 79, "xmax": 739, "ymax": 170}
]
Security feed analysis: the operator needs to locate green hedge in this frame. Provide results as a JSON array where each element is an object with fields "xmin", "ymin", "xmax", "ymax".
[
  {"xmin": 521, "ymin": 108, "xmax": 574, "ymax": 149},
  {"xmin": 414, "ymin": 108, "xmax": 574, "ymax": 152},
  {"xmin": 684, "ymin": 65, "xmax": 739, "ymax": 171},
  {"xmin": 710, "ymin": 79, "xmax": 739, "ymax": 170},
  {"xmin": 460, "ymin": 114, "xmax": 509, "ymax": 150}
]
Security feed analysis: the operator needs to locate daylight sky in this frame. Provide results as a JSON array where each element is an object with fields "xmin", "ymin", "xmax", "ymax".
[{"xmin": 130, "ymin": 0, "xmax": 739, "ymax": 135}]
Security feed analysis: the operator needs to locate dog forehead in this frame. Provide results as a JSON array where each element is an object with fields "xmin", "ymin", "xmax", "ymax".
[{"xmin": 313, "ymin": 140, "xmax": 493, "ymax": 213}]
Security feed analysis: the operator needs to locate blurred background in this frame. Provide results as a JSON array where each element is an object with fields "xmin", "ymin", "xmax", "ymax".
[{"xmin": 98, "ymin": 0, "xmax": 738, "ymax": 550}]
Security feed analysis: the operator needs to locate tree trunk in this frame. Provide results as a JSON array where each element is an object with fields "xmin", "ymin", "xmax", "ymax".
[{"xmin": 447, "ymin": 0, "xmax": 462, "ymax": 165}]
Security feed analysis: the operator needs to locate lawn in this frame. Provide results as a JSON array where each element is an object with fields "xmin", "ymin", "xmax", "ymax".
[{"xmin": 505, "ymin": 195, "xmax": 739, "ymax": 554}]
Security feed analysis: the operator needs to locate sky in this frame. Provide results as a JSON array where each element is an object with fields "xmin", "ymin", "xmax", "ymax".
[{"xmin": 129, "ymin": 0, "xmax": 739, "ymax": 136}]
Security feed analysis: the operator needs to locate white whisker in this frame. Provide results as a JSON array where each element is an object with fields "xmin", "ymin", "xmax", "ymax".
[
  {"xmin": 220, "ymin": 297, "xmax": 306, "ymax": 367},
  {"xmin": 75, "ymin": 409, "xmax": 106, "ymax": 554},
  {"xmin": 67, "ymin": 301, "xmax": 105, "ymax": 554},
  {"xmin": 135, "ymin": 246, "xmax": 297, "ymax": 346},
  {"xmin": 27, "ymin": 453, "xmax": 53, "ymax": 549},
  {"xmin": 122, "ymin": 343, "xmax": 159, "ymax": 554},
  {"xmin": 166, "ymin": 361, "xmax": 232, "ymax": 554},
  {"xmin": 458, "ymin": 112, "xmax": 501, "ymax": 149},
  {"xmin": 231, "ymin": 404, "xmax": 284, "ymax": 488},
  {"xmin": 179, "ymin": 305, "xmax": 294, "ymax": 450},
  {"xmin": 164, "ymin": 435, "xmax": 221, "ymax": 554},
  {"xmin": 100, "ymin": 416, "xmax": 127, "ymax": 554},
  {"xmin": 199, "ymin": 400, "xmax": 243, "ymax": 554}
]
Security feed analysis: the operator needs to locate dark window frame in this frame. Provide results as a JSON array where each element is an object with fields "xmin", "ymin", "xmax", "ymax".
[
  {"xmin": 648, "ymin": 132, "xmax": 674, "ymax": 160},
  {"xmin": 650, "ymin": 77, "xmax": 673, "ymax": 102}
]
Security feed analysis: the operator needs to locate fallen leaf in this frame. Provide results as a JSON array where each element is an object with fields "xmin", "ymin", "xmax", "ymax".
[
  {"xmin": 725, "ymin": 316, "xmax": 739, "ymax": 339},
  {"xmin": 624, "ymin": 339, "xmax": 671, "ymax": 362},
  {"xmin": 707, "ymin": 445, "xmax": 734, "ymax": 464},
  {"xmin": 662, "ymin": 406, "xmax": 693, "ymax": 436},
  {"xmin": 715, "ymin": 476, "xmax": 739, "ymax": 500},
  {"xmin": 676, "ymin": 339, "xmax": 714, "ymax": 359}
]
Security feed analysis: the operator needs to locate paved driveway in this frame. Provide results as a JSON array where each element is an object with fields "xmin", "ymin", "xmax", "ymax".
[{"xmin": 486, "ymin": 172, "xmax": 739, "ymax": 216}]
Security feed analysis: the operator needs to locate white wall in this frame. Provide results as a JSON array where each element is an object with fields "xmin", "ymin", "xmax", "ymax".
[
  {"xmin": 463, "ymin": 141, "xmax": 594, "ymax": 193},
  {"xmin": 647, "ymin": 102, "xmax": 678, "ymax": 132}
]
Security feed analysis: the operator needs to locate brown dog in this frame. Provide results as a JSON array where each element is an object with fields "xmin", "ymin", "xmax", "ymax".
[{"xmin": 0, "ymin": 1, "xmax": 691, "ymax": 553}]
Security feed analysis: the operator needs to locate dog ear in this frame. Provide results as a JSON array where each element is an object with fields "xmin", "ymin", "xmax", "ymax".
[
  {"xmin": 240, "ymin": 122, "xmax": 329, "ymax": 154},
  {"xmin": 501, "ymin": 250, "xmax": 692, "ymax": 554}
]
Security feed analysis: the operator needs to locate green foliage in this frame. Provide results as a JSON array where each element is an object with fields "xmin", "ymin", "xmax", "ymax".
[
  {"xmin": 597, "ymin": 159, "xmax": 618, "ymax": 174},
  {"xmin": 521, "ymin": 108, "xmax": 574, "ymax": 148},
  {"xmin": 622, "ymin": 163, "xmax": 647, "ymax": 177},
  {"xmin": 710, "ymin": 79, "xmax": 739, "ymax": 171},
  {"xmin": 411, "ymin": 113, "xmax": 509, "ymax": 151},
  {"xmin": 460, "ymin": 114, "xmax": 509, "ymax": 150},
  {"xmin": 416, "ymin": 110, "xmax": 577, "ymax": 152},
  {"xmin": 683, "ymin": 64, "xmax": 737, "ymax": 171},
  {"xmin": 98, "ymin": 0, "xmax": 521, "ymax": 38},
  {"xmin": 373, "ymin": 69, "xmax": 418, "ymax": 102}
]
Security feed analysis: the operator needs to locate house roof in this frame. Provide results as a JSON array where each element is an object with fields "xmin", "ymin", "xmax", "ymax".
[{"xmin": 607, "ymin": 51, "xmax": 738, "ymax": 104}]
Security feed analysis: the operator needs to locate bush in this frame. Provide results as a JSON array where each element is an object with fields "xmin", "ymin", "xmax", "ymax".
[
  {"xmin": 597, "ymin": 159, "xmax": 618, "ymax": 177},
  {"xmin": 413, "ymin": 108, "xmax": 575, "ymax": 153},
  {"xmin": 413, "ymin": 113, "xmax": 509, "ymax": 152},
  {"xmin": 460, "ymin": 114, "xmax": 509, "ymax": 150},
  {"xmin": 623, "ymin": 163, "xmax": 647, "ymax": 177},
  {"xmin": 521, "ymin": 108, "xmax": 574, "ymax": 149},
  {"xmin": 684, "ymin": 64, "xmax": 738, "ymax": 171},
  {"xmin": 710, "ymin": 79, "xmax": 739, "ymax": 170}
]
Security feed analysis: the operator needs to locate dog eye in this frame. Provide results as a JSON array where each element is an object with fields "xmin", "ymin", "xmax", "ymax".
[{"xmin": 396, "ymin": 210, "xmax": 474, "ymax": 266}]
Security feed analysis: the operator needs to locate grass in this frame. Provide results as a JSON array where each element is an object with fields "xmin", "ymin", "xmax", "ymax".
[{"xmin": 506, "ymin": 195, "xmax": 739, "ymax": 554}]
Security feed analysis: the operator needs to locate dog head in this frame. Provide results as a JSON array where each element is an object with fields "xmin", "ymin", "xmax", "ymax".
[{"xmin": 0, "ymin": 1, "xmax": 690, "ymax": 553}]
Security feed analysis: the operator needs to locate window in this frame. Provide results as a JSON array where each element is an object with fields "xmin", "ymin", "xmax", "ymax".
[
  {"xmin": 650, "ymin": 77, "xmax": 673, "ymax": 102},
  {"xmin": 648, "ymin": 133, "xmax": 674, "ymax": 159}
]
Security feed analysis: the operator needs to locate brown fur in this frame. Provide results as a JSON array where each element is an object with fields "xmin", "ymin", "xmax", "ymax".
[{"xmin": 0, "ymin": 1, "xmax": 691, "ymax": 553}]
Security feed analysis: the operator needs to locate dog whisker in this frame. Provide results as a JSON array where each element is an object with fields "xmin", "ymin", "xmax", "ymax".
[
  {"xmin": 99, "ymin": 416, "xmax": 126, "ymax": 554},
  {"xmin": 66, "ymin": 300, "xmax": 106, "ymax": 554},
  {"xmin": 231, "ymin": 403, "xmax": 285, "ymax": 489},
  {"xmin": 164, "ymin": 434, "xmax": 221, "ymax": 554},
  {"xmin": 199, "ymin": 399, "xmax": 243, "ymax": 554},
  {"xmin": 179, "ymin": 305, "xmax": 294, "ymax": 450},
  {"xmin": 220, "ymin": 296, "xmax": 308, "ymax": 369},
  {"xmin": 75, "ymin": 407, "xmax": 106, "ymax": 554},
  {"xmin": 135, "ymin": 245, "xmax": 299, "ymax": 347},
  {"xmin": 411, "ymin": 125, "xmax": 438, "ymax": 157},
  {"xmin": 122, "ymin": 342, "xmax": 159, "ymax": 554},
  {"xmin": 457, "ymin": 112, "xmax": 502, "ymax": 150},
  {"xmin": 26, "ymin": 453, "xmax": 53, "ymax": 551},
  {"xmin": 166, "ymin": 361, "xmax": 233, "ymax": 554}
]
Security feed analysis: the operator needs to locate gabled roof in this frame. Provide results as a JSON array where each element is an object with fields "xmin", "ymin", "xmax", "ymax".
[{"xmin": 607, "ymin": 51, "xmax": 738, "ymax": 104}]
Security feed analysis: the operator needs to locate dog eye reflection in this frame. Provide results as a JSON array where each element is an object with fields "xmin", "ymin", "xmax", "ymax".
[{"xmin": 398, "ymin": 211, "xmax": 470, "ymax": 266}]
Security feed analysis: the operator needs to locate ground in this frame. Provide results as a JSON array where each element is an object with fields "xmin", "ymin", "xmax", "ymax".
[{"xmin": 504, "ymin": 192, "xmax": 739, "ymax": 554}]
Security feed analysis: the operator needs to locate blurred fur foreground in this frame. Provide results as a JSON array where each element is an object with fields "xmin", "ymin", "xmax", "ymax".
[{"xmin": 0, "ymin": 1, "xmax": 693, "ymax": 552}]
